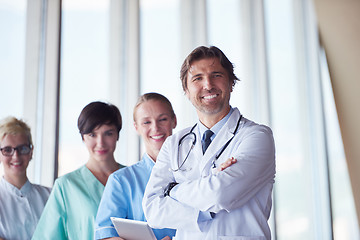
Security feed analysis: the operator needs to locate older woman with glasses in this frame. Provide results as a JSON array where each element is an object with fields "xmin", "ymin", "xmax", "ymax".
[{"xmin": 0, "ymin": 116, "xmax": 51, "ymax": 240}]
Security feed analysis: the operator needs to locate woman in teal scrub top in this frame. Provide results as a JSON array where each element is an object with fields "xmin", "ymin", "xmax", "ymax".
[{"xmin": 32, "ymin": 101, "xmax": 125, "ymax": 240}]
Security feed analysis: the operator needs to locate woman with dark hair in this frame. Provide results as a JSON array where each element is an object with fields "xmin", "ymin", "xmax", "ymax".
[{"xmin": 32, "ymin": 101, "xmax": 125, "ymax": 240}]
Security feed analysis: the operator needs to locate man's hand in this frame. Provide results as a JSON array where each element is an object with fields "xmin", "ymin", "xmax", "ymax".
[{"xmin": 217, "ymin": 157, "xmax": 237, "ymax": 172}]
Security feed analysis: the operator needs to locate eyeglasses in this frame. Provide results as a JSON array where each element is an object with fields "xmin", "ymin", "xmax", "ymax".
[{"xmin": 0, "ymin": 144, "xmax": 32, "ymax": 157}]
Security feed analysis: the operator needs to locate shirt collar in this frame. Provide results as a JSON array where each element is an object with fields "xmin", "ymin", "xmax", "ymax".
[
  {"xmin": 198, "ymin": 107, "xmax": 234, "ymax": 140},
  {"xmin": 1, "ymin": 176, "xmax": 32, "ymax": 197},
  {"xmin": 143, "ymin": 153, "xmax": 155, "ymax": 167}
]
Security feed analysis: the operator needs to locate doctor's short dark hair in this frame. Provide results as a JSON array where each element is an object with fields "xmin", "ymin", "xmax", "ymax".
[
  {"xmin": 77, "ymin": 101, "xmax": 122, "ymax": 140},
  {"xmin": 180, "ymin": 46, "xmax": 240, "ymax": 92}
]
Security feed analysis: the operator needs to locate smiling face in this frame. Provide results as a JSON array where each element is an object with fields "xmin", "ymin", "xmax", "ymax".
[
  {"xmin": 185, "ymin": 57, "xmax": 232, "ymax": 126},
  {"xmin": 83, "ymin": 124, "xmax": 118, "ymax": 163},
  {"xmin": 134, "ymin": 99, "xmax": 177, "ymax": 161},
  {"xmin": 0, "ymin": 133, "xmax": 32, "ymax": 182}
]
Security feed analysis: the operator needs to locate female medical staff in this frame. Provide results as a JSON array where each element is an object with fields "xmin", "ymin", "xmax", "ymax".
[
  {"xmin": 32, "ymin": 101, "xmax": 125, "ymax": 240},
  {"xmin": 0, "ymin": 117, "xmax": 51, "ymax": 240},
  {"xmin": 95, "ymin": 93, "xmax": 177, "ymax": 240}
]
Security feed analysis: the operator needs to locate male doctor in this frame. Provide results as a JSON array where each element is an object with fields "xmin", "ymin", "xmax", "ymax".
[{"xmin": 143, "ymin": 46, "xmax": 276, "ymax": 240}]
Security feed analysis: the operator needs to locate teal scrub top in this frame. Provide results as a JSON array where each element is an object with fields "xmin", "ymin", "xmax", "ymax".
[{"xmin": 32, "ymin": 165, "xmax": 106, "ymax": 240}]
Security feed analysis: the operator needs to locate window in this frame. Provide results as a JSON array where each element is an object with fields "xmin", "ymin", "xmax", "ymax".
[
  {"xmin": 58, "ymin": 0, "xmax": 112, "ymax": 176},
  {"xmin": 0, "ymin": 1, "xmax": 27, "ymax": 177},
  {"xmin": 140, "ymin": 0, "xmax": 192, "ymax": 131},
  {"xmin": 264, "ymin": 0, "xmax": 358, "ymax": 239},
  {"xmin": 265, "ymin": 1, "xmax": 313, "ymax": 238},
  {"xmin": 1, "ymin": 1, "xmax": 358, "ymax": 239},
  {"xmin": 320, "ymin": 49, "xmax": 359, "ymax": 239}
]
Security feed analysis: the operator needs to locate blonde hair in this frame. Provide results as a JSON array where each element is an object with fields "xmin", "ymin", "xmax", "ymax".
[
  {"xmin": 0, "ymin": 116, "xmax": 33, "ymax": 146},
  {"xmin": 133, "ymin": 92, "xmax": 175, "ymax": 122}
]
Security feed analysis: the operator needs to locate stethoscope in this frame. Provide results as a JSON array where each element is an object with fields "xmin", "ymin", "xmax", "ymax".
[{"xmin": 171, "ymin": 114, "xmax": 243, "ymax": 172}]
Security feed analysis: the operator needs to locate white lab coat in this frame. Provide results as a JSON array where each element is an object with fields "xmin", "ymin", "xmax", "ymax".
[{"xmin": 143, "ymin": 108, "xmax": 276, "ymax": 240}]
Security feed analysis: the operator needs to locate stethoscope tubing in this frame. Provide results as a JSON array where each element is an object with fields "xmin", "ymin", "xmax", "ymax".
[{"xmin": 172, "ymin": 114, "xmax": 243, "ymax": 172}]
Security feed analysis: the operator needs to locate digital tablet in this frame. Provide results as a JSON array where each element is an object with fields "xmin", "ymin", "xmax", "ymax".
[{"xmin": 110, "ymin": 217, "xmax": 156, "ymax": 240}]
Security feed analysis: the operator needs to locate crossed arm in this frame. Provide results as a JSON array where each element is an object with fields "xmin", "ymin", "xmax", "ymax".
[
  {"xmin": 101, "ymin": 159, "xmax": 236, "ymax": 240},
  {"xmin": 143, "ymin": 126, "xmax": 275, "ymax": 232}
]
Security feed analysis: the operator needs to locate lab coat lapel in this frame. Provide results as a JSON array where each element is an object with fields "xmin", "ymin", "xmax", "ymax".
[
  {"xmin": 192, "ymin": 131, "xmax": 204, "ymax": 173},
  {"xmin": 199, "ymin": 129, "xmax": 233, "ymax": 174},
  {"xmin": 199, "ymin": 110, "xmax": 239, "ymax": 174}
]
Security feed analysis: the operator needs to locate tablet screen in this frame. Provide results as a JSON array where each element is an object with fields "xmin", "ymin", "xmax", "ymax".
[{"xmin": 110, "ymin": 217, "xmax": 157, "ymax": 240}]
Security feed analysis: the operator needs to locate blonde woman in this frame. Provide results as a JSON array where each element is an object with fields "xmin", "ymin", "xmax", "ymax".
[
  {"xmin": 0, "ymin": 117, "xmax": 51, "ymax": 240},
  {"xmin": 95, "ymin": 93, "xmax": 177, "ymax": 240}
]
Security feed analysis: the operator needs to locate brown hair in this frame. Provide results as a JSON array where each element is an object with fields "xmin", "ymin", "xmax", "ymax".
[
  {"xmin": 77, "ymin": 101, "xmax": 122, "ymax": 139},
  {"xmin": 180, "ymin": 46, "xmax": 239, "ymax": 91}
]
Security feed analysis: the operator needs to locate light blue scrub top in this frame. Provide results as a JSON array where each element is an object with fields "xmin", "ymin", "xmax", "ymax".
[{"xmin": 95, "ymin": 154, "xmax": 176, "ymax": 240}]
